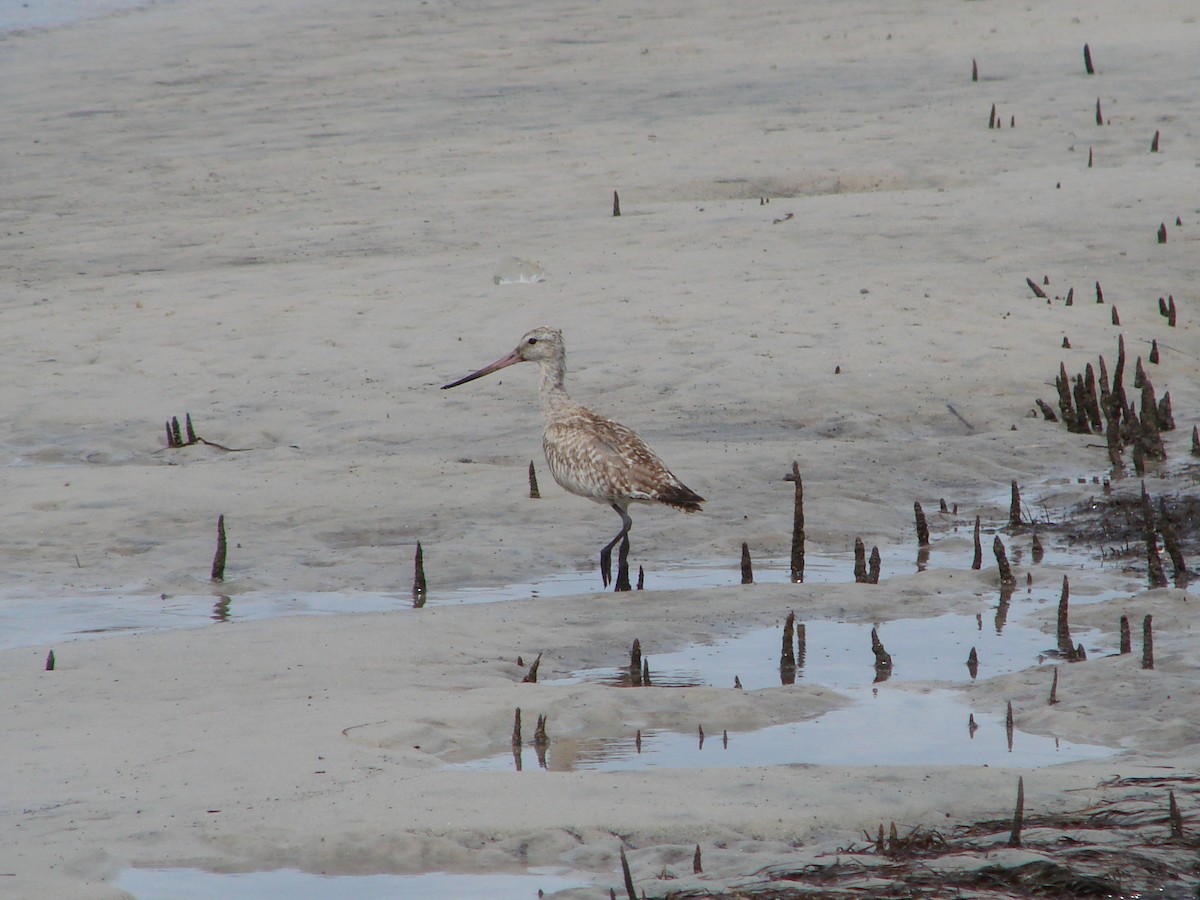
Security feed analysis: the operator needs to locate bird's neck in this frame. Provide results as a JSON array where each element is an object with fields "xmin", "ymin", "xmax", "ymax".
[{"xmin": 537, "ymin": 357, "xmax": 570, "ymax": 417}]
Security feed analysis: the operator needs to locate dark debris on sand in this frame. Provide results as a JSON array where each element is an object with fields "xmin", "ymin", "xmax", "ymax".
[
  {"xmin": 649, "ymin": 776, "xmax": 1200, "ymax": 899},
  {"xmin": 1059, "ymin": 489, "xmax": 1200, "ymax": 565}
]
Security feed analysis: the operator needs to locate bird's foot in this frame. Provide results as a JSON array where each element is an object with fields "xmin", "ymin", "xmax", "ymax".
[{"xmin": 600, "ymin": 546, "xmax": 613, "ymax": 589}]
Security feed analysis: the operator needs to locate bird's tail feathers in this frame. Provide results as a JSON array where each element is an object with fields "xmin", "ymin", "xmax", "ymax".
[{"xmin": 658, "ymin": 484, "xmax": 704, "ymax": 512}]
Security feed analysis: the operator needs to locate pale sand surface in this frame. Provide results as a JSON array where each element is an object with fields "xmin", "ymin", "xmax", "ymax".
[{"xmin": 2, "ymin": 0, "xmax": 1199, "ymax": 896}]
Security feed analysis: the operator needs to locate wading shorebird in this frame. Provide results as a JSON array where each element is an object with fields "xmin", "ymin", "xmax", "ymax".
[{"xmin": 442, "ymin": 326, "xmax": 704, "ymax": 589}]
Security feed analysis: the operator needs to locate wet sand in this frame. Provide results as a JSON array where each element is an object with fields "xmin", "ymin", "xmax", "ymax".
[{"xmin": 1, "ymin": 0, "xmax": 1198, "ymax": 896}]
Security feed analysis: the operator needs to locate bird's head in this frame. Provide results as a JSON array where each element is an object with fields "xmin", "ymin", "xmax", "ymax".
[{"xmin": 442, "ymin": 326, "xmax": 564, "ymax": 390}]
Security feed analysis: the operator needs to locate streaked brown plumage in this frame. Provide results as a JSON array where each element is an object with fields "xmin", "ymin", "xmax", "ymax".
[{"xmin": 442, "ymin": 326, "xmax": 703, "ymax": 587}]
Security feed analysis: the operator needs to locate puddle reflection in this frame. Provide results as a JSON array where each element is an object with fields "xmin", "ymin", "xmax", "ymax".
[
  {"xmin": 450, "ymin": 579, "xmax": 1125, "ymax": 773},
  {"xmin": 0, "ymin": 532, "xmax": 1141, "ymax": 652},
  {"xmin": 454, "ymin": 688, "xmax": 1116, "ymax": 772},
  {"xmin": 555, "ymin": 607, "xmax": 1114, "ymax": 694},
  {"xmin": 115, "ymin": 866, "xmax": 589, "ymax": 900}
]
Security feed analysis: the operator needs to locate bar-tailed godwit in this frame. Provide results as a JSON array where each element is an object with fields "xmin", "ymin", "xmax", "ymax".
[{"xmin": 442, "ymin": 326, "xmax": 704, "ymax": 588}]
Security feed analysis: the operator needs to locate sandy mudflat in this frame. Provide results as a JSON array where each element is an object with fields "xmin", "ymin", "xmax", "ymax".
[{"xmin": 1, "ymin": 0, "xmax": 1199, "ymax": 896}]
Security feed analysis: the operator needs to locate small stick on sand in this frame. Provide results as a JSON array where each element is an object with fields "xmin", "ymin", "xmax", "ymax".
[
  {"xmin": 967, "ymin": 647, "xmax": 979, "ymax": 679},
  {"xmin": 522, "ymin": 653, "xmax": 541, "ymax": 684},
  {"xmin": 511, "ymin": 708, "xmax": 522, "ymax": 746},
  {"xmin": 870, "ymin": 627, "xmax": 893, "ymax": 673},
  {"xmin": 171, "ymin": 416, "xmax": 183, "ymax": 447},
  {"xmin": 914, "ymin": 501, "xmax": 930, "ymax": 547},
  {"xmin": 868, "ymin": 546, "xmax": 881, "ymax": 584},
  {"xmin": 528, "ymin": 461, "xmax": 540, "ymax": 498},
  {"xmin": 1133, "ymin": 439, "xmax": 1146, "ymax": 477},
  {"xmin": 1158, "ymin": 223, "xmax": 1168, "ymax": 244},
  {"xmin": 1009, "ymin": 776, "xmax": 1025, "ymax": 847},
  {"xmin": 796, "ymin": 622, "xmax": 807, "ymax": 666},
  {"xmin": 1056, "ymin": 363, "xmax": 1083, "ymax": 431},
  {"xmin": 533, "ymin": 714, "xmax": 548, "ymax": 747},
  {"xmin": 1095, "ymin": 97, "xmax": 1103, "ymax": 125},
  {"xmin": 1158, "ymin": 497, "xmax": 1188, "ymax": 588},
  {"xmin": 1056, "ymin": 576, "xmax": 1073, "ymax": 655},
  {"xmin": 1113, "ymin": 337, "xmax": 1128, "ymax": 419},
  {"xmin": 1066, "ymin": 286, "xmax": 1074, "ymax": 306},
  {"xmin": 946, "ymin": 403, "xmax": 975, "ymax": 431},
  {"xmin": 1096, "ymin": 281, "xmax": 1105, "ymax": 304},
  {"xmin": 211, "ymin": 515, "xmax": 227, "ymax": 582},
  {"xmin": 740, "ymin": 542, "xmax": 753, "ymax": 584},
  {"xmin": 1149, "ymin": 339, "xmax": 1160, "ymax": 365},
  {"xmin": 698, "ymin": 725, "xmax": 704, "ymax": 748},
  {"xmin": 1119, "ymin": 614, "xmax": 1131, "ymax": 654},
  {"xmin": 1026, "ymin": 277, "xmax": 1047, "ymax": 299},
  {"xmin": 636, "ymin": 566, "xmax": 644, "ymax": 590},
  {"xmin": 642, "ymin": 659, "xmax": 649, "ymax": 686},
  {"xmin": 968, "ymin": 713, "xmax": 978, "ymax": 737},
  {"xmin": 1169, "ymin": 790, "xmax": 1184, "ymax": 839},
  {"xmin": 781, "ymin": 611, "xmax": 797, "ymax": 671},
  {"xmin": 1158, "ymin": 392, "xmax": 1174, "ymax": 432},
  {"xmin": 1111, "ymin": 306, "xmax": 1120, "ymax": 326},
  {"xmin": 1006, "ymin": 701, "xmax": 1015, "ymax": 751},
  {"xmin": 185, "ymin": 413, "xmax": 197, "ymax": 445},
  {"xmin": 1008, "ymin": 481, "xmax": 1022, "ymax": 528},
  {"xmin": 853, "ymin": 538, "xmax": 867, "ymax": 583},
  {"xmin": 1142, "ymin": 614, "xmax": 1154, "ymax": 670},
  {"xmin": 1142, "ymin": 485, "xmax": 1169, "ymax": 588},
  {"xmin": 1088, "ymin": 146, "xmax": 1093, "ymax": 168},
  {"xmin": 45, "ymin": 650, "xmax": 55, "ymax": 671},
  {"xmin": 630, "ymin": 639, "xmax": 642, "ymax": 687},
  {"xmin": 993, "ymin": 535, "xmax": 1015, "ymax": 585},
  {"xmin": 1167, "ymin": 295, "xmax": 1177, "ymax": 327},
  {"xmin": 786, "ymin": 462, "xmax": 805, "ymax": 583},
  {"xmin": 693, "ymin": 845, "xmax": 702, "ymax": 874},
  {"xmin": 619, "ymin": 846, "xmax": 636, "ymax": 900},
  {"xmin": 1098, "ymin": 353, "xmax": 1113, "ymax": 403},
  {"xmin": 612, "ymin": 191, "xmax": 621, "ymax": 217},
  {"xmin": 1104, "ymin": 420, "xmax": 1123, "ymax": 472},
  {"xmin": 1140, "ymin": 381, "xmax": 1166, "ymax": 461},
  {"xmin": 1151, "ymin": 130, "xmax": 1160, "ymax": 152},
  {"xmin": 1083, "ymin": 43, "xmax": 1094, "ymax": 75},
  {"xmin": 1072, "ymin": 375, "xmax": 1090, "ymax": 432},
  {"xmin": 413, "ymin": 542, "xmax": 427, "ymax": 604},
  {"xmin": 1083, "ymin": 363, "xmax": 1102, "ymax": 430},
  {"xmin": 972, "ymin": 58, "xmax": 978, "ymax": 82},
  {"xmin": 1049, "ymin": 666, "xmax": 1059, "ymax": 705},
  {"xmin": 972, "ymin": 516, "xmax": 982, "ymax": 570},
  {"xmin": 1035, "ymin": 399, "xmax": 1058, "ymax": 422},
  {"xmin": 988, "ymin": 103, "xmax": 996, "ymax": 129},
  {"xmin": 1159, "ymin": 296, "xmax": 1168, "ymax": 317},
  {"xmin": 1192, "ymin": 425, "xmax": 1200, "ymax": 457},
  {"xmin": 1031, "ymin": 530, "xmax": 1044, "ymax": 563}
]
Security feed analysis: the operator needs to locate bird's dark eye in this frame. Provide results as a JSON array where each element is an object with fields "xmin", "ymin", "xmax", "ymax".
[{"xmin": 527, "ymin": 338, "xmax": 539, "ymax": 345}]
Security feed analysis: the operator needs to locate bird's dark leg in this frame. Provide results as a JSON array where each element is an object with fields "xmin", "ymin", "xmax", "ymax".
[
  {"xmin": 614, "ymin": 532, "xmax": 632, "ymax": 592},
  {"xmin": 600, "ymin": 503, "xmax": 632, "ymax": 589}
]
